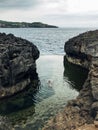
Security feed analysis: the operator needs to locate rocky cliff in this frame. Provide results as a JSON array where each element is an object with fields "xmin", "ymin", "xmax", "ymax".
[
  {"xmin": 65, "ymin": 30, "xmax": 98, "ymax": 120},
  {"xmin": 65, "ymin": 30, "xmax": 98, "ymax": 69},
  {"xmin": 0, "ymin": 33, "xmax": 39, "ymax": 98},
  {"xmin": 43, "ymin": 30, "xmax": 98, "ymax": 130}
]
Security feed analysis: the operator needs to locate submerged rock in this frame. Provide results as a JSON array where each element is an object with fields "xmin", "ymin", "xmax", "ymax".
[
  {"xmin": 42, "ymin": 75, "xmax": 93, "ymax": 130},
  {"xmin": 0, "ymin": 33, "xmax": 39, "ymax": 98}
]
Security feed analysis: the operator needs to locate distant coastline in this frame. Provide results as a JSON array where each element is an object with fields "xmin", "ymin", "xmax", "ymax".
[{"xmin": 0, "ymin": 20, "xmax": 58, "ymax": 28}]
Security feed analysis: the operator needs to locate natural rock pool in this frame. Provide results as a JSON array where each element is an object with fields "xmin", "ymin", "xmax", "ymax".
[{"xmin": 0, "ymin": 55, "xmax": 88, "ymax": 130}]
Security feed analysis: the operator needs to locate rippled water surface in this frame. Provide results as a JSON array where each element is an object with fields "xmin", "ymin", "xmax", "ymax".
[
  {"xmin": 0, "ymin": 28, "xmax": 95, "ymax": 55},
  {"xmin": 0, "ymin": 28, "xmax": 91, "ymax": 129},
  {"xmin": 0, "ymin": 55, "xmax": 88, "ymax": 130}
]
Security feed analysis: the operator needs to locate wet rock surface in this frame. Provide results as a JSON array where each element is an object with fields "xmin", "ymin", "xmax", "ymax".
[
  {"xmin": 43, "ymin": 30, "xmax": 98, "ymax": 130},
  {"xmin": 42, "ymin": 76, "xmax": 93, "ymax": 130},
  {"xmin": 0, "ymin": 33, "xmax": 39, "ymax": 98},
  {"xmin": 76, "ymin": 124, "xmax": 98, "ymax": 130},
  {"xmin": 0, "ymin": 116, "xmax": 14, "ymax": 130}
]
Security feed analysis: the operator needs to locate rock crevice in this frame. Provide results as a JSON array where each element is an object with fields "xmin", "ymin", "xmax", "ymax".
[{"xmin": 43, "ymin": 30, "xmax": 98, "ymax": 130}]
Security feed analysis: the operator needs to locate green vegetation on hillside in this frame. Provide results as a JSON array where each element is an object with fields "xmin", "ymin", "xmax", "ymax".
[{"xmin": 0, "ymin": 20, "xmax": 58, "ymax": 28}]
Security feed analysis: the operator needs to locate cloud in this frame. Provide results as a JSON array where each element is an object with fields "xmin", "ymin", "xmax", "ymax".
[
  {"xmin": 0, "ymin": 0, "xmax": 98, "ymax": 27},
  {"xmin": 39, "ymin": 13, "xmax": 98, "ymax": 27},
  {"xmin": 41, "ymin": 0, "xmax": 68, "ymax": 14},
  {"xmin": 67, "ymin": 0, "xmax": 98, "ymax": 14},
  {"xmin": 0, "ymin": 0, "xmax": 40, "ymax": 10}
]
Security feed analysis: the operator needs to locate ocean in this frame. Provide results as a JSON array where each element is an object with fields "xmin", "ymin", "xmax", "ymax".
[
  {"xmin": 0, "ymin": 28, "xmax": 95, "ymax": 55},
  {"xmin": 0, "ymin": 28, "xmax": 94, "ymax": 129}
]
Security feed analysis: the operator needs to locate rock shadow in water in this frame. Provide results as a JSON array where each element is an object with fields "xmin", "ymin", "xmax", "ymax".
[
  {"xmin": 0, "ymin": 77, "xmax": 40, "ymax": 126},
  {"xmin": 63, "ymin": 56, "xmax": 89, "ymax": 91}
]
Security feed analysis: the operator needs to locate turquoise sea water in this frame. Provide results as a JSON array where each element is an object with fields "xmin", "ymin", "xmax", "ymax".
[{"xmin": 0, "ymin": 28, "xmax": 92, "ymax": 129}]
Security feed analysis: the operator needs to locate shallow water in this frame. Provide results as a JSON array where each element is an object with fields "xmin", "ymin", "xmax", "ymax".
[
  {"xmin": 0, "ymin": 55, "xmax": 88, "ymax": 130},
  {"xmin": 0, "ymin": 28, "xmax": 95, "ymax": 55},
  {"xmin": 0, "ymin": 28, "xmax": 90, "ymax": 129}
]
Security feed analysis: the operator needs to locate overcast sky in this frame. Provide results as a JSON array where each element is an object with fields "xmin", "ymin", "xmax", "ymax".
[{"xmin": 0, "ymin": 0, "xmax": 98, "ymax": 27}]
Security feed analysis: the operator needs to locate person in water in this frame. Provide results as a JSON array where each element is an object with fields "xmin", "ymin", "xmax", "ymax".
[{"xmin": 47, "ymin": 80, "xmax": 53, "ymax": 87}]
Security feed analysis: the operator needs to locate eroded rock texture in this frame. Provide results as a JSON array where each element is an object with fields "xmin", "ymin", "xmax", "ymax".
[
  {"xmin": 43, "ymin": 30, "xmax": 98, "ymax": 130},
  {"xmin": 65, "ymin": 30, "xmax": 98, "ymax": 122},
  {"xmin": 0, "ymin": 33, "xmax": 39, "ymax": 98},
  {"xmin": 0, "ymin": 116, "xmax": 13, "ymax": 130},
  {"xmin": 65, "ymin": 30, "xmax": 98, "ymax": 69}
]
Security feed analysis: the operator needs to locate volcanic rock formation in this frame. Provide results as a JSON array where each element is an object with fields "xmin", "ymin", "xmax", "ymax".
[
  {"xmin": 0, "ymin": 33, "xmax": 39, "ymax": 98},
  {"xmin": 43, "ymin": 30, "xmax": 98, "ymax": 130}
]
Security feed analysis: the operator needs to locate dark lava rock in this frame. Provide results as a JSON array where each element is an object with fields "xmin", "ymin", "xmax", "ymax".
[
  {"xmin": 65, "ymin": 30, "xmax": 98, "ymax": 58},
  {"xmin": 65, "ymin": 30, "xmax": 98, "ymax": 69},
  {"xmin": 0, "ymin": 33, "xmax": 39, "ymax": 98},
  {"xmin": 92, "ymin": 102, "xmax": 98, "ymax": 111}
]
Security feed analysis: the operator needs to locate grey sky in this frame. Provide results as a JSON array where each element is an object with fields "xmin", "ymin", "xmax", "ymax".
[
  {"xmin": 0, "ymin": 0, "xmax": 98, "ymax": 27},
  {"xmin": 0, "ymin": 0, "xmax": 39, "ymax": 9}
]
